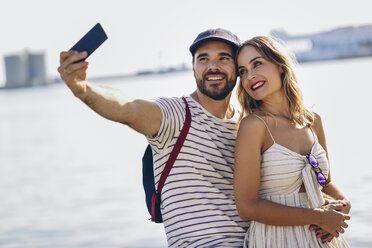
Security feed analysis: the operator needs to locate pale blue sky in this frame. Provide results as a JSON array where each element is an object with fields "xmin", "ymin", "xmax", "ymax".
[{"xmin": 1, "ymin": 0, "xmax": 371, "ymax": 85}]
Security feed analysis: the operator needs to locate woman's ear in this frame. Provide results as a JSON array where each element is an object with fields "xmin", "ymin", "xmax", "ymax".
[{"xmin": 279, "ymin": 66, "xmax": 285, "ymax": 80}]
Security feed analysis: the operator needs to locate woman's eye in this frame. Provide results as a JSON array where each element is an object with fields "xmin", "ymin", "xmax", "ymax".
[
  {"xmin": 254, "ymin": 61, "xmax": 262, "ymax": 67},
  {"xmin": 239, "ymin": 69, "xmax": 247, "ymax": 75}
]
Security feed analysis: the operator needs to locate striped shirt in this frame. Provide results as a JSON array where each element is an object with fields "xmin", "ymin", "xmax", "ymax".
[{"xmin": 147, "ymin": 96, "xmax": 249, "ymax": 248}]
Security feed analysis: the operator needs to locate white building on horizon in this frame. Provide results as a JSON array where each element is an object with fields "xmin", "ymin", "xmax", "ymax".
[
  {"xmin": 4, "ymin": 50, "xmax": 48, "ymax": 88},
  {"xmin": 271, "ymin": 24, "xmax": 372, "ymax": 62}
]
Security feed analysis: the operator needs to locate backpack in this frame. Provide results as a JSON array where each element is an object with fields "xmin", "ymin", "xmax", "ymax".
[{"xmin": 142, "ymin": 97, "xmax": 191, "ymax": 223}]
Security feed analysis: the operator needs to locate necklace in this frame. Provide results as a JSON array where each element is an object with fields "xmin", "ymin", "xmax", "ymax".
[{"xmin": 260, "ymin": 109, "xmax": 293, "ymax": 124}]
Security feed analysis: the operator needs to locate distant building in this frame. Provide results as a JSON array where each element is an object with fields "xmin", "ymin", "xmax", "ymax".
[
  {"xmin": 4, "ymin": 50, "xmax": 48, "ymax": 88},
  {"xmin": 271, "ymin": 24, "xmax": 372, "ymax": 62}
]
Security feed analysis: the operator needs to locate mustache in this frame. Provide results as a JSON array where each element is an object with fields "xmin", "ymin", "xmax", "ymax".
[{"xmin": 203, "ymin": 71, "xmax": 226, "ymax": 78}]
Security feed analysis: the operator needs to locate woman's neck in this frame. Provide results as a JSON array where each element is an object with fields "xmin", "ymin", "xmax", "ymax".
[{"xmin": 260, "ymin": 97, "xmax": 291, "ymax": 120}]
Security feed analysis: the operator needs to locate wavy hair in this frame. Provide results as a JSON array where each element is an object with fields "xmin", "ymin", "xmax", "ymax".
[{"xmin": 236, "ymin": 36, "xmax": 314, "ymax": 126}]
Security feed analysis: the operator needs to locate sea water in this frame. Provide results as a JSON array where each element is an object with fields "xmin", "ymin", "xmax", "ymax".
[{"xmin": 0, "ymin": 57, "xmax": 371, "ymax": 247}]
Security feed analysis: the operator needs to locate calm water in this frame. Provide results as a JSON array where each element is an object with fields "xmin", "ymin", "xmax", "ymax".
[{"xmin": 1, "ymin": 58, "xmax": 372, "ymax": 247}]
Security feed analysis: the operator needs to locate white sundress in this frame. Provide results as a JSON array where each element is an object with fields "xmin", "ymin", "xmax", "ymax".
[{"xmin": 244, "ymin": 116, "xmax": 349, "ymax": 248}]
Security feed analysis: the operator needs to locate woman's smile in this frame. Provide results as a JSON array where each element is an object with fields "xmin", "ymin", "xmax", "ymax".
[{"xmin": 250, "ymin": 80, "xmax": 265, "ymax": 91}]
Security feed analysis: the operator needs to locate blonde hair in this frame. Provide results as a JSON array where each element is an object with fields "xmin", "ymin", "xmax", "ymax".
[{"xmin": 236, "ymin": 36, "xmax": 314, "ymax": 126}]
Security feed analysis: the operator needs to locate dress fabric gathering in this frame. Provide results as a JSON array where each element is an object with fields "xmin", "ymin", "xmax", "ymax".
[{"xmin": 244, "ymin": 116, "xmax": 348, "ymax": 248}]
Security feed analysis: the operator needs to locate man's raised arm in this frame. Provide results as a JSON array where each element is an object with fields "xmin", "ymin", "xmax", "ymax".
[{"xmin": 57, "ymin": 51, "xmax": 162, "ymax": 136}]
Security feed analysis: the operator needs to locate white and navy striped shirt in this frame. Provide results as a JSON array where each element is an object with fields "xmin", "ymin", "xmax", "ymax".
[{"xmin": 147, "ymin": 96, "xmax": 249, "ymax": 248}]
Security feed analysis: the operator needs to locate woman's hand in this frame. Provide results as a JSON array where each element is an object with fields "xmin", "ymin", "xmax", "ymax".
[
  {"xmin": 310, "ymin": 197, "xmax": 351, "ymax": 242},
  {"xmin": 315, "ymin": 203, "xmax": 350, "ymax": 238},
  {"xmin": 331, "ymin": 199, "xmax": 351, "ymax": 214},
  {"xmin": 309, "ymin": 225, "xmax": 335, "ymax": 244}
]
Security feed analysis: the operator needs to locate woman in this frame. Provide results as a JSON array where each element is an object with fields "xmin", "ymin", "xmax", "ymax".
[{"xmin": 233, "ymin": 36, "xmax": 351, "ymax": 247}]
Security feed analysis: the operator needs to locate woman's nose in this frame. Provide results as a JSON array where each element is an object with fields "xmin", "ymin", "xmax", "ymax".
[{"xmin": 247, "ymin": 72, "xmax": 256, "ymax": 80}]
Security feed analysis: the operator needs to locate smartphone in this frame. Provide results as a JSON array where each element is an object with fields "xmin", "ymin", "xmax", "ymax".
[{"xmin": 69, "ymin": 23, "xmax": 108, "ymax": 63}]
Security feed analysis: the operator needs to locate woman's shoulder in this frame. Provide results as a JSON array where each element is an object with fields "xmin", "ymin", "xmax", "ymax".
[
  {"xmin": 309, "ymin": 111, "xmax": 326, "ymax": 143},
  {"xmin": 237, "ymin": 114, "xmax": 268, "ymax": 149},
  {"xmin": 312, "ymin": 111, "xmax": 322, "ymax": 121},
  {"xmin": 311, "ymin": 111, "xmax": 323, "ymax": 130},
  {"xmin": 239, "ymin": 114, "xmax": 268, "ymax": 131}
]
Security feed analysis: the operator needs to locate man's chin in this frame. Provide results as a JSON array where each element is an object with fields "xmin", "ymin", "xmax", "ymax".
[
  {"xmin": 197, "ymin": 79, "xmax": 235, "ymax": 100},
  {"xmin": 204, "ymin": 91, "xmax": 230, "ymax": 100}
]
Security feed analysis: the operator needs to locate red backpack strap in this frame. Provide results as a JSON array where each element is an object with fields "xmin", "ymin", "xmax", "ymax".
[
  {"xmin": 156, "ymin": 97, "xmax": 191, "ymax": 194},
  {"xmin": 150, "ymin": 97, "xmax": 192, "ymax": 222}
]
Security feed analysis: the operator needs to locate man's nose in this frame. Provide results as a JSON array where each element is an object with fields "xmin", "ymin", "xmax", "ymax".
[{"xmin": 208, "ymin": 60, "xmax": 220, "ymax": 71}]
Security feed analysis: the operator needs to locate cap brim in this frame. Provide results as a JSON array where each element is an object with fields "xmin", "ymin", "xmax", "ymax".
[{"xmin": 189, "ymin": 37, "xmax": 240, "ymax": 55}]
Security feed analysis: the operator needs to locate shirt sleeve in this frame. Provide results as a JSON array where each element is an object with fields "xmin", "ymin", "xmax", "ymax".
[{"xmin": 146, "ymin": 97, "xmax": 186, "ymax": 154}]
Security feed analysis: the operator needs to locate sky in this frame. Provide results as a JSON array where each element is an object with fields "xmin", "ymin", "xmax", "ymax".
[{"xmin": 1, "ymin": 0, "xmax": 372, "ymax": 85}]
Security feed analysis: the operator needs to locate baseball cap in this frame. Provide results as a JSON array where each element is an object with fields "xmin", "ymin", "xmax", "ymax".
[{"xmin": 189, "ymin": 28, "xmax": 241, "ymax": 55}]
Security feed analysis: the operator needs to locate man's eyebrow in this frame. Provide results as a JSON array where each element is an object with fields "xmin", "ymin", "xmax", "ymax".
[
  {"xmin": 220, "ymin": 52, "xmax": 233, "ymax": 58},
  {"xmin": 249, "ymin": 56, "xmax": 263, "ymax": 63},
  {"xmin": 196, "ymin": 53, "xmax": 208, "ymax": 59}
]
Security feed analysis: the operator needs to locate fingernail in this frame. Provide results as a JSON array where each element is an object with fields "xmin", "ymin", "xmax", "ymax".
[
  {"xmin": 316, "ymin": 232, "xmax": 320, "ymax": 236},
  {"xmin": 343, "ymin": 204, "xmax": 347, "ymax": 207}
]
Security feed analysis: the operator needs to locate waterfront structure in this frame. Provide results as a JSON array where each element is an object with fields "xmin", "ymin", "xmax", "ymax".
[
  {"xmin": 3, "ymin": 51, "xmax": 48, "ymax": 88},
  {"xmin": 271, "ymin": 24, "xmax": 372, "ymax": 62}
]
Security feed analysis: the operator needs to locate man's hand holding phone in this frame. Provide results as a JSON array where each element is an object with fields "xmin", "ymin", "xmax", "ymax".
[
  {"xmin": 58, "ymin": 23, "xmax": 108, "ymax": 98},
  {"xmin": 58, "ymin": 51, "xmax": 89, "ymax": 97}
]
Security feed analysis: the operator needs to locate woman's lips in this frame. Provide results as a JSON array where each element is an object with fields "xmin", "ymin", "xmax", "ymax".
[{"xmin": 251, "ymin": 80, "xmax": 265, "ymax": 91}]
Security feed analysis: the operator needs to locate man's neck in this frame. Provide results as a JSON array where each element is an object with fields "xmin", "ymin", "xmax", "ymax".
[{"xmin": 190, "ymin": 90, "xmax": 233, "ymax": 120}]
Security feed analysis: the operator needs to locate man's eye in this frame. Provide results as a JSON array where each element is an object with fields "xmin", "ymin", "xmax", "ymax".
[
  {"xmin": 221, "ymin": 57, "xmax": 230, "ymax": 61},
  {"xmin": 198, "ymin": 57, "xmax": 207, "ymax": 62}
]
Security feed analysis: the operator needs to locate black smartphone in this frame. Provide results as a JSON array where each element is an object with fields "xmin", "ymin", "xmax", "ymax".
[{"xmin": 70, "ymin": 23, "xmax": 108, "ymax": 63}]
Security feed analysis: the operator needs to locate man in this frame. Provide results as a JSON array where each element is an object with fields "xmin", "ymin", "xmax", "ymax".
[{"xmin": 58, "ymin": 28, "xmax": 250, "ymax": 247}]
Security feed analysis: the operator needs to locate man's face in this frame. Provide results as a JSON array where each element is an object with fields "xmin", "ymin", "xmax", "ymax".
[{"xmin": 192, "ymin": 41, "xmax": 237, "ymax": 100}]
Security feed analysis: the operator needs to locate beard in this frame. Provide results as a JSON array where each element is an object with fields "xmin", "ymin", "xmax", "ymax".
[{"xmin": 195, "ymin": 72, "xmax": 237, "ymax": 100}]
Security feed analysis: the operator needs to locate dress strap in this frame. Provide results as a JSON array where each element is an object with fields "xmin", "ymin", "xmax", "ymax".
[
  {"xmin": 309, "ymin": 127, "xmax": 318, "ymax": 142},
  {"xmin": 253, "ymin": 114, "xmax": 276, "ymax": 143}
]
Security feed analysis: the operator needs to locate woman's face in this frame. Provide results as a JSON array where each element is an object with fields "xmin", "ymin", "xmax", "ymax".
[{"xmin": 237, "ymin": 45, "xmax": 283, "ymax": 101}]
